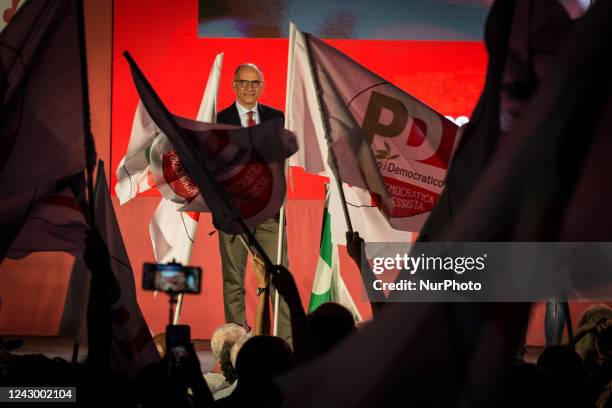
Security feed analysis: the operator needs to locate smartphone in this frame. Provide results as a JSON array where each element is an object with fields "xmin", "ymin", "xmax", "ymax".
[
  {"xmin": 166, "ymin": 325, "xmax": 190, "ymax": 368},
  {"xmin": 142, "ymin": 263, "xmax": 202, "ymax": 294}
]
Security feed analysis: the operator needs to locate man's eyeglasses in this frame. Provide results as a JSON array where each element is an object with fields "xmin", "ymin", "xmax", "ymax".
[{"xmin": 234, "ymin": 79, "xmax": 262, "ymax": 89}]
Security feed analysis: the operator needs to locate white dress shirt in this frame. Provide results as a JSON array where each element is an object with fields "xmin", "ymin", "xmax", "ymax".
[{"xmin": 235, "ymin": 101, "xmax": 260, "ymax": 128}]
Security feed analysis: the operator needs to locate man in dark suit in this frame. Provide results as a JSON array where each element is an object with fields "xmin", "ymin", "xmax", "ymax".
[{"xmin": 216, "ymin": 63, "xmax": 292, "ymax": 345}]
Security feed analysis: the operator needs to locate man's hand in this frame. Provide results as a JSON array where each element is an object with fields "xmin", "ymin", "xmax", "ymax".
[
  {"xmin": 346, "ymin": 231, "xmax": 364, "ymax": 266},
  {"xmin": 183, "ymin": 342, "xmax": 215, "ymax": 406},
  {"xmin": 346, "ymin": 230, "xmax": 386, "ymax": 318},
  {"xmin": 269, "ymin": 265, "xmax": 300, "ymax": 306},
  {"xmin": 183, "ymin": 342, "xmax": 203, "ymax": 382},
  {"xmin": 249, "ymin": 255, "xmax": 269, "ymax": 288}
]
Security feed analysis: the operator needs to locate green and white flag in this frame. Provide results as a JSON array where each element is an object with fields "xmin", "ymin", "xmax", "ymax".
[{"xmin": 308, "ymin": 186, "xmax": 362, "ymax": 322}]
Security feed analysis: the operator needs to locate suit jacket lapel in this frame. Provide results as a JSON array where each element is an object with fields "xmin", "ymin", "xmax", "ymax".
[
  {"xmin": 258, "ymin": 104, "xmax": 269, "ymax": 122},
  {"xmin": 228, "ymin": 104, "xmax": 242, "ymax": 126}
]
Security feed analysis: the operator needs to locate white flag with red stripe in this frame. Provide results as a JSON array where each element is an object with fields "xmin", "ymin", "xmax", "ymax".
[
  {"xmin": 147, "ymin": 53, "xmax": 223, "ymax": 264},
  {"xmin": 116, "ymin": 53, "xmax": 224, "ymax": 205}
]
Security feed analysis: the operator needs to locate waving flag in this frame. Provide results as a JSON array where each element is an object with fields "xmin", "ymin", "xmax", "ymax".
[
  {"xmin": 281, "ymin": 2, "xmax": 612, "ymax": 406},
  {"xmin": 125, "ymin": 52, "xmax": 297, "ymax": 233},
  {"xmin": 114, "ymin": 101, "xmax": 160, "ymax": 203},
  {"xmin": 147, "ymin": 53, "xmax": 223, "ymax": 264},
  {"xmin": 287, "ymin": 25, "xmax": 459, "ymax": 232},
  {"xmin": 60, "ymin": 163, "xmax": 159, "ymax": 378},
  {"xmin": 7, "ymin": 187, "xmax": 87, "ymax": 259},
  {"xmin": 0, "ymin": 0, "xmax": 94, "ymax": 257}
]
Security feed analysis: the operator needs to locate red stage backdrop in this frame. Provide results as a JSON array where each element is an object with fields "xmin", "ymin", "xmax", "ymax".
[
  {"xmin": 111, "ymin": 1, "xmax": 487, "ymax": 196},
  {"xmin": 110, "ymin": 0, "xmax": 494, "ymax": 339}
]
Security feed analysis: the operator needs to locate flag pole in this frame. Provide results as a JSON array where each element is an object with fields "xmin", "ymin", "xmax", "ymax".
[
  {"xmin": 75, "ymin": 0, "xmax": 97, "ymax": 226},
  {"xmin": 303, "ymin": 33, "xmax": 353, "ymax": 233},
  {"xmin": 172, "ymin": 294, "xmax": 184, "ymax": 324},
  {"xmin": 273, "ymin": 166, "xmax": 287, "ymax": 336},
  {"xmin": 272, "ymin": 22, "xmax": 298, "ymax": 336},
  {"xmin": 124, "ymin": 52, "xmax": 276, "ymax": 270}
]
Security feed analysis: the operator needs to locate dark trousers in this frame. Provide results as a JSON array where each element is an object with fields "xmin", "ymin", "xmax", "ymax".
[
  {"xmin": 516, "ymin": 297, "xmax": 567, "ymax": 361},
  {"xmin": 218, "ymin": 217, "xmax": 292, "ymax": 346}
]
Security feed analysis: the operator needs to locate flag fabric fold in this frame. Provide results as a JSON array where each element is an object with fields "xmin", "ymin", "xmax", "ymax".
[
  {"xmin": 7, "ymin": 187, "xmax": 87, "ymax": 259},
  {"xmin": 115, "ymin": 101, "xmax": 160, "ymax": 203},
  {"xmin": 0, "ymin": 0, "xmax": 91, "ymax": 257},
  {"xmin": 149, "ymin": 199, "xmax": 199, "ymax": 264},
  {"xmin": 0, "ymin": 0, "xmax": 88, "ymax": 194},
  {"xmin": 328, "ymin": 180, "xmax": 412, "ymax": 245},
  {"xmin": 444, "ymin": 0, "xmax": 612, "ymax": 243}
]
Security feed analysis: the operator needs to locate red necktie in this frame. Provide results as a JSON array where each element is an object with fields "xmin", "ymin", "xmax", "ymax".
[{"xmin": 247, "ymin": 111, "xmax": 256, "ymax": 128}]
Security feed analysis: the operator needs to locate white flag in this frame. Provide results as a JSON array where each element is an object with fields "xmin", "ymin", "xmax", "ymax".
[
  {"xmin": 148, "ymin": 53, "xmax": 223, "ymax": 264},
  {"xmin": 287, "ymin": 25, "xmax": 460, "ymax": 232},
  {"xmin": 115, "ymin": 53, "xmax": 224, "ymax": 205}
]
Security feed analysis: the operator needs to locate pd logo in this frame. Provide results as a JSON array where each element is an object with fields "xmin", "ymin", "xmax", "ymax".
[
  {"xmin": 361, "ymin": 90, "xmax": 457, "ymax": 170},
  {"xmin": 161, "ymin": 150, "xmax": 200, "ymax": 202},
  {"xmin": 350, "ymin": 88, "xmax": 459, "ymax": 220}
]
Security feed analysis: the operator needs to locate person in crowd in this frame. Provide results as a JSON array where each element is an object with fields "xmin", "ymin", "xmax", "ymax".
[
  {"xmin": 499, "ymin": 362, "xmax": 552, "ymax": 407},
  {"xmin": 537, "ymin": 345, "xmax": 592, "ymax": 406},
  {"xmin": 572, "ymin": 308, "xmax": 612, "ymax": 406},
  {"xmin": 575, "ymin": 305, "xmax": 612, "ymax": 365},
  {"xmin": 204, "ymin": 323, "xmax": 247, "ymax": 397},
  {"xmin": 307, "ymin": 302, "xmax": 356, "ymax": 354},
  {"xmin": 214, "ymin": 336, "xmax": 294, "ymax": 408},
  {"xmin": 253, "ymin": 256, "xmax": 358, "ymax": 361}
]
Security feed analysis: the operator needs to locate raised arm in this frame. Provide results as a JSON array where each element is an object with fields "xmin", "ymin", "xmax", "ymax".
[
  {"xmin": 346, "ymin": 231, "xmax": 386, "ymax": 318},
  {"xmin": 251, "ymin": 255, "xmax": 271, "ymax": 336},
  {"xmin": 83, "ymin": 228, "xmax": 120, "ymax": 370},
  {"xmin": 270, "ymin": 265, "xmax": 317, "ymax": 363}
]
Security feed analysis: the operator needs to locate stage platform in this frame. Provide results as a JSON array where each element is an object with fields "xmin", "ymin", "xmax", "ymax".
[
  {"xmin": 4, "ymin": 335, "xmax": 544, "ymax": 370},
  {"xmin": 4, "ymin": 336, "xmax": 216, "ymax": 373}
]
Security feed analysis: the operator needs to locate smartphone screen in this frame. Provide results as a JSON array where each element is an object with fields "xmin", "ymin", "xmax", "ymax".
[
  {"xmin": 142, "ymin": 263, "xmax": 202, "ymax": 294},
  {"xmin": 166, "ymin": 325, "xmax": 190, "ymax": 367}
]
